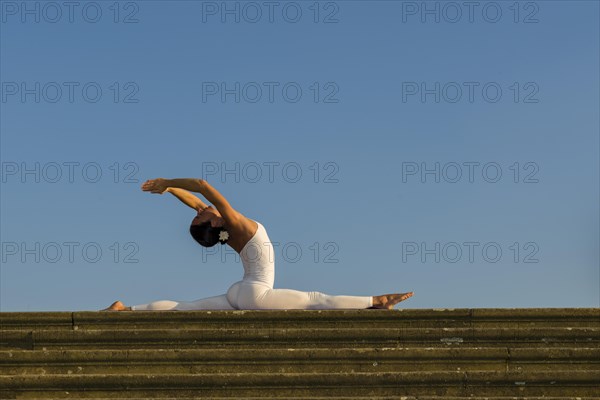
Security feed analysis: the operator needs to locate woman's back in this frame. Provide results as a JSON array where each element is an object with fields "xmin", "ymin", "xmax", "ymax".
[{"xmin": 238, "ymin": 221, "xmax": 275, "ymax": 288}]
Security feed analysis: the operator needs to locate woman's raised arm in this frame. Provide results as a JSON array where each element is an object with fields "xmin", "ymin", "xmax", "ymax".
[
  {"xmin": 142, "ymin": 178, "xmax": 241, "ymax": 225},
  {"xmin": 166, "ymin": 187, "xmax": 208, "ymax": 211}
]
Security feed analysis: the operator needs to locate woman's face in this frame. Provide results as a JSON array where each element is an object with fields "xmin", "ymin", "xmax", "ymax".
[{"xmin": 191, "ymin": 206, "xmax": 225, "ymax": 228}]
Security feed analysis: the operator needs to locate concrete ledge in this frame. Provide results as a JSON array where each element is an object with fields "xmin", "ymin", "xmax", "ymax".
[
  {"xmin": 1, "ymin": 371, "xmax": 599, "ymax": 396},
  {"xmin": 1, "ymin": 308, "xmax": 598, "ymax": 399},
  {"xmin": 2, "ymin": 346, "xmax": 597, "ymax": 363},
  {"xmin": 1, "ymin": 347, "xmax": 598, "ymax": 375},
  {"xmin": 2, "ymin": 308, "xmax": 599, "ymax": 327},
  {"xmin": 2, "ymin": 327, "xmax": 598, "ymax": 350}
]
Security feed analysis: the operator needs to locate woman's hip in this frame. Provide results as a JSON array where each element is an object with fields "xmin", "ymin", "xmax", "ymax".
[{"xmin": 226, "ymin": 280, "xmax": 272, "ymax": 309}]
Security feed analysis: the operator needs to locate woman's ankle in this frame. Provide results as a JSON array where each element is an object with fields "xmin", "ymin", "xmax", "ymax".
[{"xmin": 372, "ymin": 296, "xmax": 383, "ymax": 307}]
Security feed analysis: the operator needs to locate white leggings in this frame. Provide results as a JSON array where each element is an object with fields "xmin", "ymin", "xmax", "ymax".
[
  {"xmin": 131, "ymin": 280, "xmax": 373, "ymax": 310},
  {"xmin": 131, "ymin": 293, "xmax": 236, "ymax": 311}
]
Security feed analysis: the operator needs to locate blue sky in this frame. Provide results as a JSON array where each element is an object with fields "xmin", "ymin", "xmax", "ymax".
[{"xmin": 1, "ymin": 0, "xmax": 598, "ymax": 311}]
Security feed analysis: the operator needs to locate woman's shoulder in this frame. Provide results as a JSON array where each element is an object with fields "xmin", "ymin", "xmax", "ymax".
[
  {"xmin": 238, "ymin": 214, "xmax": 259, "ymax": 232},
  {"xmin": 232, "ymin": 214, "xmax": 260, "ymax": 241},
  {"xmin": 230, "ymin": 217, "xmax": 261, "ymax": 254}
]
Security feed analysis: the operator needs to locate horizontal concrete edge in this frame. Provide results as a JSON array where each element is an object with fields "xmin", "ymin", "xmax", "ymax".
[
  {"xmin": 1, "ymin": 370, "xmax": 599, "ymax": 390},
  {"xmin": 0, "ymin": 308, "xmax": 598, "ymax": 328},
  {"xmin": 2, "ymin": 347, "xmax": 599, "ymax": 364},
  {"xmin": 3, "ymin": 326, "xmax": 597, "ymax": 339},
  {"xmin": 0, "ymin": 397, "xmax": 552, "ymax": 400}
]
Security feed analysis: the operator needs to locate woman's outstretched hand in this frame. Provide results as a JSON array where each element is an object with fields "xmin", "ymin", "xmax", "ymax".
[{"xmin": 141, "ymin": 178, "xmax": 169, "ymax": 194}]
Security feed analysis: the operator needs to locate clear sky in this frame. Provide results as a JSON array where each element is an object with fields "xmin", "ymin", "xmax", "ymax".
[{"xmin": 1, "ymin": 0, "xmax": 598, "ymax": 311}]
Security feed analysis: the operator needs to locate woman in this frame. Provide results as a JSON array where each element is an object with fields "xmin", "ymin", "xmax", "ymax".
[{"xmin": 103, "ymin": 178, "xmax": 414, "ymax": 311}]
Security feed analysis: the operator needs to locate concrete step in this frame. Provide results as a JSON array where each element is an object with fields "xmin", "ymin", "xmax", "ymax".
[
  {"xmin": 3, "ymin": 327, "xmax": 598, "ymax": 350},
  {"xmin": 1, "ymin": 309, "xmax": 599, "ymax": 331},
  {"xmin": 2, "ymin": 308, "xmax": 599, "ymax": 329},
  {"xmin": 1, "ymin": 308, "xmax": 598, "ymax": 398},
  {"xmin": 4, "ymin": 397, "xmax": 600, "ymax": 400},
  {"xmin": 1, "ymin": 371, "xmax": 599, "ymax": 397},
  {"xmin": 1, "ymin": 347, "xmax": 598, "ymax": 375},
  {"xmin": 8, "ymin": 395, "xmax": 600, "ymax": 400}
]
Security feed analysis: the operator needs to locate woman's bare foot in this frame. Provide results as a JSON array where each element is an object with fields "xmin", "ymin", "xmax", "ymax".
[
  {"xmin": 371, "ymin": 292, "xmax": 414, "ymax": 309},
  {"xmin": 100, "ymin": 300, "xmax": 132, "ymax": 311}
]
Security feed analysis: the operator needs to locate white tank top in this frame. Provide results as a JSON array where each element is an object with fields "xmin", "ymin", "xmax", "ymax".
[{"xmin": 239, "ymin": 221, "xmax": 275, "ymax": 287}]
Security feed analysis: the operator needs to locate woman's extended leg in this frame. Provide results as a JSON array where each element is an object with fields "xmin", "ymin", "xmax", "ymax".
[
  {"xmin": 228, "ymin": 281, "xmax": 414, "ymax": 310},
  {"xmin": 132, "ymin": 294, "xmax": 236, "ymax": 310},
  {"xmin": 232, "ymin": 283, "xmax": 372, "ymax": 310},
  {"xmin": 103, "ymin": 294, "xmax": 236, "ymax": 311}
]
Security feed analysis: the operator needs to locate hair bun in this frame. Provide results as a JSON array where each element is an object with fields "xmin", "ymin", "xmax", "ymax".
[{"xmin": 190, "ymin": 222, "xmax": 229, "ymax": 248}]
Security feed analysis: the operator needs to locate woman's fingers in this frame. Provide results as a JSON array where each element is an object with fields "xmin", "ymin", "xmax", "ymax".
[
  {"xmin": 142, "ymin": 179, "xmax": 156, "ymax": 191},
  {"xmin": 142, "ymin": 179, "xmax": 165, "ymax": 194}
]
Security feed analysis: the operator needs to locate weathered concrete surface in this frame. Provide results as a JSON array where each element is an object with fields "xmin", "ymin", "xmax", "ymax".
[
  {"xmin": 2, "ymin": 308, "xmax": 598, "ymax": 329},
  {"xmin": 0, "ymin": 308, "xmax": 598, "ymax": 398}
]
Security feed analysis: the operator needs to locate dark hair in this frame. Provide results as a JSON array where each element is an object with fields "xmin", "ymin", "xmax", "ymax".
[{"xmin": 189, "ymin": 222, "xmax": 229, "ymax": 247}]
